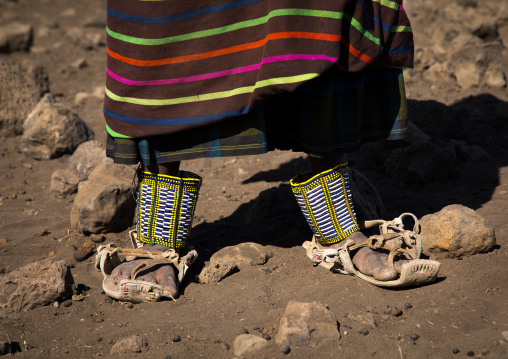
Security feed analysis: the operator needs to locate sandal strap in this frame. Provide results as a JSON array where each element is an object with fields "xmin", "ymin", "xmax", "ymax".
[{"xmin": 306, "ymin": 213, "xmax": 422, "ymax": 269}]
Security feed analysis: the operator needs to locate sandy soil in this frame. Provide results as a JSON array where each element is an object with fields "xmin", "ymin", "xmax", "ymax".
[{"xmin": 1, "ymin": 1, "xmax": 508, "ymax": 358}]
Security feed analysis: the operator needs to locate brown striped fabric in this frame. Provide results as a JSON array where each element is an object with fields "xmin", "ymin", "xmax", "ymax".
[{"xmin": 104, "ymin": 0, "xmax": 413, "ymax": 139}]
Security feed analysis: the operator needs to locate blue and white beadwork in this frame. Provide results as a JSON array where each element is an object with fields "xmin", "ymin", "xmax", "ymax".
[
  {"xmin": 290, "ymin": 163, "xmax": 360, "ymax": 245},
  {"xmin": 137, "ymin": 171, "xmax": 201, "ymax": 248}
]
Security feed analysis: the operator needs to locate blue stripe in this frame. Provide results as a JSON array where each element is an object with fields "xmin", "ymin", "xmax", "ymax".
[
  {"xmin": 358, "ymin": 0, "xmax": 397, "ymax": 32},
  {"xmin": 107, "ymin": 0, "xmax": 264, "ymax": 24},
  {"xmin": 104, "ymin": 106, "xmax": 253, "ymax": 126},
  {"xmin": 384, "ymin": 46, "xmax": 414, "ymax": 55}
]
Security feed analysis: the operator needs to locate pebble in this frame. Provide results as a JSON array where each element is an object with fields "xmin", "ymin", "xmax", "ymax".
[
  {"xmin": 53, "ymin": 301, "xmax": 60, "ymax": 308},
  {"xmin": 222, "ymin": 342, "xmax": 230, "ymax": 350},
  {"xmin": 240, "ymin": 329, "xmax": 249, "ymax": 334},
  {"xmin": 404, "ymin": 302, "xmax": 413, "ymax": 310},
  {"xmin": 105, "ymin": 297, "xmax": 113, "ymax": 304},
  {"xmin": 90, "ymin": 234, "xmax": 106, "ymax": 243},
  {"xmin": 262, "ymin": 333, "xmax": 271, "ymax": 340},
  {"xmin": 26, "ymin": 344, "xmax": 34, "ymax": 350},
  {"xmin": 481, "ymin": 349, "xmax": 489, "ymax": 355},
  {"xmin": 163, "ymin": 356, "xmax": 171, "ymax": 359},
  {"xmin": 383, "ymin": 306, "xmax": 402, "ymax": 317},
  {"xmin": 63, "ymin": 300, "xmax": 72, "ymax": 307},
  {"xmin": 126, "ymin": 303, "xmax": 133, "ymax": 309},
  {"xmin": 466, "ymin": 351, "xmax": 475, "ymax": 357},
  {"xmin": 502, "ymin": 331, "xmax": 508, "ymax": 342},
  {"xmin": 281, "ymin": 345, "xmax": 291, "ymax": 355},
  {"xmin": 73, "ymin": 247, "xmax": 94, "ymax": 262},
  {"xmin": 358, "ymin": 328, "xmax": 369, "ymax": 335},
  {"xmin": 452, "ymin": 348, "xmax": 460, "ymax": 354},
  {"xmin": 410, "ymin": 334, "xmax": 420, "ymax": 341},
  {"xmin": 172, "ymin": 335, "xmax": 181, "ymax": 343}
]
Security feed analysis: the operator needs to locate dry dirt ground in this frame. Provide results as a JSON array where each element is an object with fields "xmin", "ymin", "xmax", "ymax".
[{"xmin": 1, "ymin": 1, "xmax": 508, "ymax": 358}]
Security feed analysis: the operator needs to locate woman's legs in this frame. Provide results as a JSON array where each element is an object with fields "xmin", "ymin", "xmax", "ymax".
[
  {"xmin": 111, "ymin": 161, "xmax": 187, "ymax": 297},
  {"xmin": 303, "ymin": 155, "xmax": 402, "ymax": 281}
]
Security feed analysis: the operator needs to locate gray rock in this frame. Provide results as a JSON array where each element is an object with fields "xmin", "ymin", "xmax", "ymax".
[
  {"xmin": 233, "ymin": 334, "xmax": 268, "ymax": 356},
  {"xmin": 198, "ymin": 261, "xmax": 238, "ymax": 284},
  {"xmin": 0, "ymin": 22, "xmax": 33, "ymax": 52},
  {"xmin": 70, "ymin": 163, "xmax": 136, "ymax": 234},
  {"xmin": 0, "ymin": 61, "xmax": 48, "ymax": 137},
  {"xmin": 68, "ymin": 140, "xmax": 108, "ymax": 181},
  {"xmin": 50, "ymin": 169, "xmax": 80, "ymax": 196},
  {"xmin": 0, "ymin": 260, "xmax": 74, "ymax": 314},
  {"xmin": 420, "ymin": 204, "xmax": 496, "ymax": 258},
  {"xmin": 275, "ymin": 301, "xmax": 340, "ymax": 348},
  {"xmin": 384, "ymin": 138, "xmax": 457, "ymax": 184},
  {"xmin": 110, "ymin": 335, "xmax": 144, "ymax": 355},
  {"xmin": 344, "ymin": 312, "xmax": 377, "ymax": 328},
  {"xmin": 19, "ymin": 94, "xmax": 94, "ymax": 160},
  {"xmin": 210, "ymin": 242, "xmax": 273, "ymax": 267},
  {"xmin": 449, "ymin": 42, "xmax": 506, "ymax": 89}
]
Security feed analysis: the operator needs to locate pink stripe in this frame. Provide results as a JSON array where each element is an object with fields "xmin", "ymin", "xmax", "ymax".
[{"xmin": 107, "ymin": 54, "xmax": 338, "ymax": 86}]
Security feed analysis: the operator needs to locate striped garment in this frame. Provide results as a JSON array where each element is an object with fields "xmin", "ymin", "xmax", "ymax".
[
  {"xmin": 104, "ymin": 0, "xmax": 413, "ymax": 139},
  {"xmin": 290, "ymin": 162, "xmax": 360, "ymax": 244},
  {"xmin": 137, "ymin": 171, "xmax": 202, "ymax": 248}
]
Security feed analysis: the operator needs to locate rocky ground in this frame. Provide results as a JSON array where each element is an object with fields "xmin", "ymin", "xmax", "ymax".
[{"xmin": 1, "ymin": 0, "xmax": 508, "ymax": 358}]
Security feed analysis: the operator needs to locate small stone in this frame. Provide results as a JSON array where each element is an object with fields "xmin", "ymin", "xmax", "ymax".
[
  {"xmin": 26, "ymin": 344, "xmax": 34, "ymax": 350},
  {"xmin": 73, "ymin": 248, "xmax": 94, "ymax": 262},
  {"xmin": 281, "ymin": 345, "xmax": 291, "ymax": 355},
  {"xmin": 63, "ymin": 300, "xmax": 72, "ymax": 307},
  {"xmin": 358, "ymin": 328, "xmax": 369, "ymax": 335},
  {"xmin": 163, "ymin": 356, "xmax": 171, "ymax": 359},
  {"xmin": 53, "ymin": 301, "xmax": 60, "ymax": 308},
  {"xmin": 72, "ymin": 294, "xmax": 86, "ymax": 301},
  {"xmin": 410, "ymin": 334, "xmax": 420, "ymax": 341},
  {"xmin": 404, "ymin": 303, "xmax": 413, "ymax": 310},
  {"xmin": 467, "ymin": 351, "xmax": 475, "ymax": 357},
  {"xmin": 222, "ymin": 342, "xmax": 230, "ymax": 350},
  {"xmin": 262, "ymin": 333, "xmax": 271, "ymax": 340},
  {"xmin": 105, "ymin": 297, "xmax": 113, "ymax": 304},
  {"xmin": 90, "ymin": 234, "xmax": 105, "ymax": 243},
  {"xmin": 452, "ymin": 348, "xmax": 460, "ymax": 354},
  {"xmin": 502, "ymin": 331, "xmax": 508, "ymax": 342},
  {"xmin": 240, "ymin": 329, "xmax": 249, "ymax": 334},
  {"xmin": 126, "ymin": 303, "xmax": 133, "ymax": 309},
  {"xmin": 110, "ymin": 335, "xmax": 144, "ymax": 354},
  {"xmin": 172, "ymin": 335, "xmax": 181, "ymax": 343},
  {"xmin": 39, "ymin": 229, "xmax": 50, "ymax": 237},
  {"xmin": 481, "ymin": 349, "xmax": 489, "ymax": 355},
  {"xmin": 383, "ymin": 306, "xmax": 403, "ymax": 317}
]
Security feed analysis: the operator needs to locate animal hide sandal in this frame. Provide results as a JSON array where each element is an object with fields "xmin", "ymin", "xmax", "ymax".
[
  {"xmin": 302, "ymin": 213, "xmax": 440, "ymax": 288},
  {"xmin": 95, "ymin": 243, "xmax": 197, "ymax": 303}
]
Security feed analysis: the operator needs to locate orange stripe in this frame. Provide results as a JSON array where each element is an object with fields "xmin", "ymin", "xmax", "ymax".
[
  {"xmin": 108, "ymin": 32, "xmax": 342, "ymax": 67},
  {"xmin": 341, "ymin": 38, "xmax": 374, "ymax": 64}
]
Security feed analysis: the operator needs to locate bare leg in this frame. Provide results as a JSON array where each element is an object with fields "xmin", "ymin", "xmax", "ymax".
[
  {"xmin": 112, "ymin": 161, "xmax": 182, "ymax": 298},
  {"xmin": 308, "ymin": 155, "xmax": 403, "ymax": 281}
]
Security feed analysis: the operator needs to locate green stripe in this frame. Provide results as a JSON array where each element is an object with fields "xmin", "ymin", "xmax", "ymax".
[
  {"xmin": 106, "ymin": 73, "xmax": 320, "ymax": 106},
  {"xmin": 376, "ymin": 0, "xmax": 400, "ymax": 10},
  {"xmin": 106, "ymin": 124, "xmax": 133, "ymax": 138},
  {"xmin": 391, "ymin": 25, "xmax": 412, "ymax": 32},
  {"xmin": 107, "ymin": 8, "xmax": 382, "ymax": 47}
]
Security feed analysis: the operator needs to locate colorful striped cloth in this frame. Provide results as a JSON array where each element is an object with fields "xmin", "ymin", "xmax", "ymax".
[{"xmin": 104, "ymin": 0, "xmax": 413, "ymax": 139}]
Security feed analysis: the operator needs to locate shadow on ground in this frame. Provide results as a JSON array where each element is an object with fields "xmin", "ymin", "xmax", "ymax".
[{"xmin": 188, "ymin": 94, "xmax": 507, "ymax": 269}]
